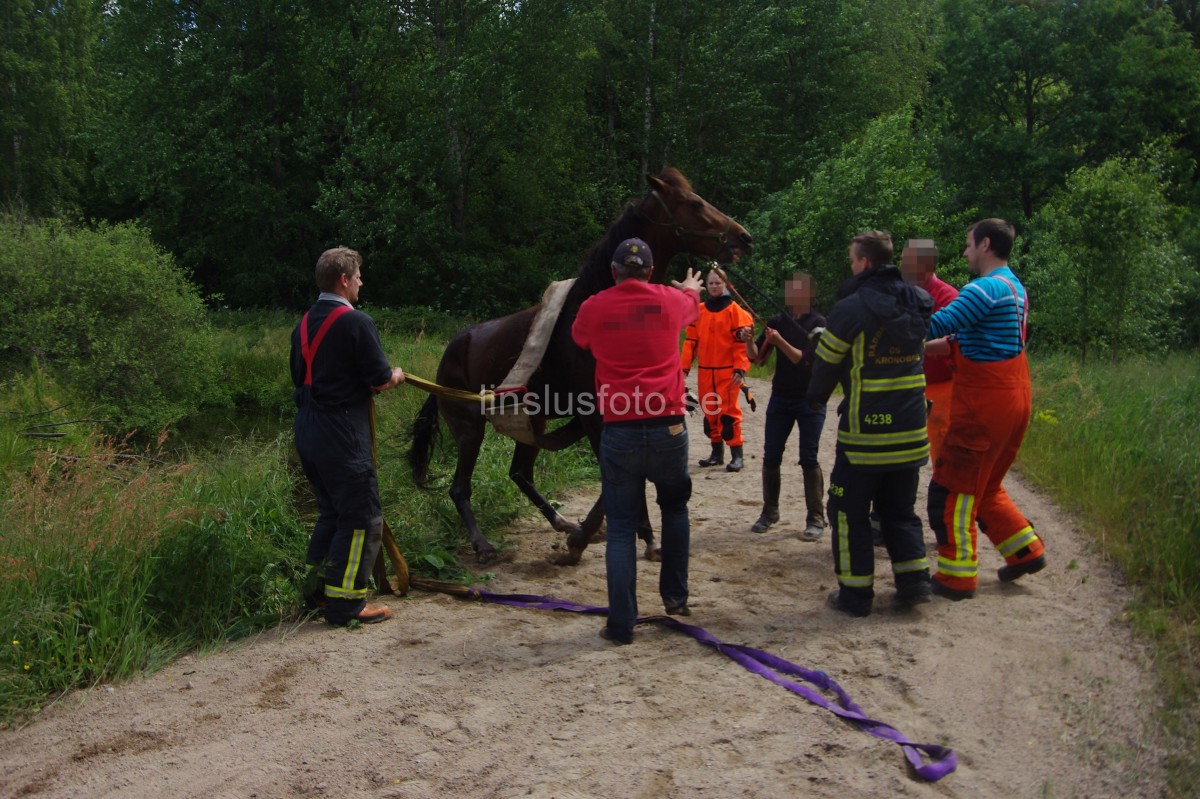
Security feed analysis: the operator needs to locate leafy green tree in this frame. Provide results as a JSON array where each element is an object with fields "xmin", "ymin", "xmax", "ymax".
[
  {"xmin": 0, "ymin": 216, "xmax": 221, "ymax": 433},
  {"xmin": 746, "ymin": 107, "xmax": 968, "ymax": 308},
  {"xmin": 932, "ymin": 0, "xmax": 1200, "ymax": 223},
  {"xmin": 93, "ymin": 0, "xmax": 328, "ymax": 307},
  {"xmin": 1024, "ymin": 152, "xmax": 1185, "ymax": 362},
  {"xmin": 0, "ymin": 0, "xmax": 101, "ymax": 216}
]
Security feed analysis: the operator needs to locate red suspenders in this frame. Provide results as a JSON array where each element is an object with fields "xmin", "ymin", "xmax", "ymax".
[{"xmin": 300, "ymin": 305, "xmax": 353, "ymax": 386}]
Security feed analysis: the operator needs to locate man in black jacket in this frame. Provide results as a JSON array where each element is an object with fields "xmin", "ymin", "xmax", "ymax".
[
  {"xmin": 291, "ymin": 247, "xmax": 405, "ymax": 626},
  {"xmin": 806, "ymin": 231, "xmax": 933, "ymax": 617}
]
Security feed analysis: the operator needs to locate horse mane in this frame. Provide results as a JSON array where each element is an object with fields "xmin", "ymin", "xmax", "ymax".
[{"xmin": 570, "ymin": 168, "xmax": 693, "ymax": 299}]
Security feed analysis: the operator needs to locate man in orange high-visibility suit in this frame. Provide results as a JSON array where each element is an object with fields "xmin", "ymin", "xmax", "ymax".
[
  {"xmin": 681, "ymin": 269, "xmax": 754, "ymax": 472},
  {"xmin": 900, "ymin": 239, "xmax": 958, "ymax": 464},
  {"xmin": 926, "ymin": 219, "xmax": 1046, "ymax": 600}
]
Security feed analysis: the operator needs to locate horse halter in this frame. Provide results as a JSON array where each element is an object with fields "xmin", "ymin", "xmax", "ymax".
[{"xmin": 634, "ymin": 189, "xmax": 734, "ymax": 245}]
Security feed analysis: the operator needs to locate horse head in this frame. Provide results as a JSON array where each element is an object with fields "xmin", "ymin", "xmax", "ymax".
[{"xmin": 634, "ymin": 168, "xmax": 754, "ymax": 274}]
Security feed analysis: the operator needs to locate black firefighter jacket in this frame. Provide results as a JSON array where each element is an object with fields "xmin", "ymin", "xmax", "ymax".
[{"xmin": 806, "ymin": 263, "xmax": 933, "ymax": 470}]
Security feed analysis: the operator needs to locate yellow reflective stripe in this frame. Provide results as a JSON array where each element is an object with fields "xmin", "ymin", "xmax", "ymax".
[
  {"xmin": 936, "ymin": 556, "xmax": 978, "ymax": 577},
  {"xmin": 997, "ymin": 526, "xmax": 1037, "ymax": 557},
  {"xmin": 843, "ymin": 444, "xmax": 930, "ymax": 465},
  {"xmin": 833, "ymin": 510, "xmax": 873, "ymax": 587},
  {"xmin": 893, "ymin": 558, "xmax": 929, "ymax": 574},
  {"xmin": 325, "ymin": 584, "xmax": 368, "ymax": 599},
  {"xmin": 816, "ymin": 346, "xmax": 843, "ymax": 365},
  {"xmin": 835, "ymin": 510, "xmax": 851, "ymax": 578},
  {"xmin": 838, "ymin": 427, "xmax": 929, "ymax": 446},
  {"xmin": 861, "ymin": 375, "xmax": 926, "ymax": 392},
  {"xmin": 337, "ymin": 527, "xmax": 366, "ymax": 597},
  {"xmin": 820, "ymin": 328, "xmax": 851, "ymax": 353},
  {"xmin": 952, "ymin": 493, "xmax": 976, "ymax": 563},
  {"xmin": 848, "ymin": 335, "xmax": 864, "ymax": 434}
]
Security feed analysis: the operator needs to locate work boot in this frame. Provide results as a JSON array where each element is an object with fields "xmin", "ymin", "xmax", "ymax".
[
  {"xmin": 892, "ymin": 571, "xmax": 933, "ymax": 607},
  {"xmin": 751, "ymin": 466, "xmax": 781, "ymax": 533},
  {"xmin": 698, "ymin": 442, "xmax": 724, "ymax": 467},
  {"xmin": 801, "ymin": 465, "xmax": 826, "ymax": 540},
  {"xmin": 827, "ymin": 589, "xmax": 872, "ymax": 618},
  {"xmin": 725, "ymin": 446, "xmax": 744, "ymax": 472},
  {"xmin": 998, "ymin": 552, "xmax": 1046, "ymax": 582}
]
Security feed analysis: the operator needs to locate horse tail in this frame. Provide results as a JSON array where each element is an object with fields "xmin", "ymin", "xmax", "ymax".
[{"xmin": 408, "ymin": 393, "xmax": 441, "ymax": 486}]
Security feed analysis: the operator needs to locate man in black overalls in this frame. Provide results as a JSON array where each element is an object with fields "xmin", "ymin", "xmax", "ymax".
[{"xmin": 290, "ymin": 247, "xmax": 405, "ymax": 625}]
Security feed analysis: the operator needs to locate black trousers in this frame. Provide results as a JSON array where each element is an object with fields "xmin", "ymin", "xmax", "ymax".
[
  {"xmin": 294, "ymin": 402, "xmax": 383, "ymax": 623},
  {"xmin": 826, "ymin": 452, "xmax": 928, "ymax": 607}
]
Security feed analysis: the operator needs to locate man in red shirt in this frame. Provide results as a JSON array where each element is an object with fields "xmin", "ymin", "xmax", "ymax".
[
  {"xmin": 901, "ymin": 239, "xmax": 959, "ymax": 463},
  {"xmin": 572, "ymin": 238, "xmax": 703, "ymax": 644}
]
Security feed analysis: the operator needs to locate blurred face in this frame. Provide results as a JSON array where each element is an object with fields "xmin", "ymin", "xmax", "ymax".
[
  {"xmin": 784, "ymin": 275, "xmax": 813, "ymax": 315},
  {"xmin": 705, "ymin": 271, "xmax": 726, "ymax": 297},
  {"xmin": 901, "ymin": 244, "xmax": 938, "ymax": 286}
]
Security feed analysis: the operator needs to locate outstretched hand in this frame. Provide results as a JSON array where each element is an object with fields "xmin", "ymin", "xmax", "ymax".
[{"xmin": 672, "ymin": 267, "xmax": 703, "ymax": 295}]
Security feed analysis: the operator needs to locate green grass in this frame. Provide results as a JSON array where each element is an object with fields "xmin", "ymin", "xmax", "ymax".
[
  {"xmin": 1022, "ymin": 352, "xmax": 1200, "ymax": 795},
  {"xmin": 0, "ymin": 311, "xmax": 599, "ymax": 726}
]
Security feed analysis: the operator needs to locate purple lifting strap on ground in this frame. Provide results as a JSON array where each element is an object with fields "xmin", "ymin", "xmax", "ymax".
[{"xmin": 465, "ymin": 588, "xmax": 957, "ymax": 781}]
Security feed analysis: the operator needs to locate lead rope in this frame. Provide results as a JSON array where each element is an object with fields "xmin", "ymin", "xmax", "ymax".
[{"xmin": 414, "ymin": 581, "xmax": 957, "ymax": 782}]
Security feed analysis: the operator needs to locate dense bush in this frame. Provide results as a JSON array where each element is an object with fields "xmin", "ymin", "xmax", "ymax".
[{"xmin": 0, "ymin": 216, "xmax": 221, "ymax": 434}]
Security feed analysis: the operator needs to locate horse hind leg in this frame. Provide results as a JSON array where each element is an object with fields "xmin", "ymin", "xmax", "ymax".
[{"xmin": 445, "ymin": 416, "xmax": 502, "ymax": 564}]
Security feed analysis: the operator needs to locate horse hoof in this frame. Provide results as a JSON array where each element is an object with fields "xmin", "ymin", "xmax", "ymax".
[
  {"xmin": 548, "ymin": 549, "xmax": 583, "ymax": 567},
  {"xmin": 552, "ymin": 516, "xmax": 583, "ymax": 537},
  {"xmin": 644, "ymin": 546, "xmax": 662, "ymax": 563}
]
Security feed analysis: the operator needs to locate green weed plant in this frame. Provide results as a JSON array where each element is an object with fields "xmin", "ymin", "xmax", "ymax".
[{"xmin": 1023, "ymin": 353, "xmax": 1200, "ymax": 793}]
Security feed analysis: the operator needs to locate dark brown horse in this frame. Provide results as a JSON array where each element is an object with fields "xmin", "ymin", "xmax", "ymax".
[{"xmin": 408, "ymin": 168, "xmax": 752, "ymax": 564}]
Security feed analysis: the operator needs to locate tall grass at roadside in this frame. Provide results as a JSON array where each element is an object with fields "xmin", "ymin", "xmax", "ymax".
[
  {"xmin": 0, "ymin": 430, "xmax": 306, "ymax": 727},
  {"xmin": 1022, "ymin": 353, "xmax": 1200, "ymax": 793},
  {"xmin": 0, "ymin": 311, "xmax": 602, "ymax": 725}
]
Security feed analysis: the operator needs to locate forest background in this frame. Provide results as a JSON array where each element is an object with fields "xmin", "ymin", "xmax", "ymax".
[{"xmin": 2, "ymin": 0, "xmax": 1200, "ymax": 792}]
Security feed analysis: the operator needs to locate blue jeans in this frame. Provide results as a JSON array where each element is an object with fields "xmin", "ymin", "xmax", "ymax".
[
  {"xmin": 762, "ymin": 394, "xmax": 826, "ymax": 468},
  {"xmin": 599, "ymin": 422, "xmax": 692, "ymax": 639}
]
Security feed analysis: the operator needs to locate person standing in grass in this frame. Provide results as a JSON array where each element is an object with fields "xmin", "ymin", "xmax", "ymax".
[
  {"xmin": 290, "ymin": 246, "xmax": 405, "ymax": 626},
  {"xmin": 741, "ymin": 272, "xmax": 828, "ymax": 540},
  {"xmin": 925, "ymin": 219, "xmax": 1046, "ymax": 601}
]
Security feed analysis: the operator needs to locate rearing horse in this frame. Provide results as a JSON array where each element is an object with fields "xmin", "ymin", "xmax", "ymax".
[{"xmin": 408, "ymin": 168, "xmax": 752, "ymax": 564}]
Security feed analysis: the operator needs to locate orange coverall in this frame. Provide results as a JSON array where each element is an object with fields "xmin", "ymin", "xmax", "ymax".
[
  {"xmin": 929, "ymin": 344, "xmax": 1044, "ymax": 592},
  {"xmin": 680, "ymin": 297, "xmax": 752, "ymax": 447}
]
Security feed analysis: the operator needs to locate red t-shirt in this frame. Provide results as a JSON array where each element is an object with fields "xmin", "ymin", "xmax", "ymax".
[
  {"xmin": 572, "ymin": 280, "xmax": 700, "ymax": 423},
  {"xmin": 924, "ymin": 273, "xmax": 959, "ymax": 384}
]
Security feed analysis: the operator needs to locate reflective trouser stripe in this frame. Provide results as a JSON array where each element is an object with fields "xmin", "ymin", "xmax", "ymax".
[
  {"xmin": 834, "ymin": 510, "xmax": 874, "ymax": 588},
  {"xmin": 952, "ymin": 493, "xmax": 976, "ymax": 564},
  {"xmin": 936, "ymin": 556, "xmax": 978, "ymax": 579},
  {"xmin": 326, "ymin": 527, "xmax": 368, "ymax": 599},
  {"xmin": 893, "ymin": 558, "xmax": 929, "ymax": 574},
  {"xmin": 996, "ymin": 525, "xmax": 1037, "ymax": 558}
]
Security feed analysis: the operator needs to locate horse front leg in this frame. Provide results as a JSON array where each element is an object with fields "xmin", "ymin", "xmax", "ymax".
[
  {"xmin": 509, "ymin": 442, "xmax": 583, "ymax": 536},
  {"xmin": 552, "ymin": 494, "xmax": 604, "ymax": 566},
  {"xmin": 638, "ymin": 493, "xmax": 661, "ymax": 562},
  {"xmin": 553, "ymin": 489, "xmax": 659, "ymax": 564}
]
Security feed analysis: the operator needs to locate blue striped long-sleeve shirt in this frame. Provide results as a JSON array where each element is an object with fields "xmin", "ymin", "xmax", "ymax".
[{"xmin": 928, "ymin": 266, "xmax": 1027, "ymax": 362}]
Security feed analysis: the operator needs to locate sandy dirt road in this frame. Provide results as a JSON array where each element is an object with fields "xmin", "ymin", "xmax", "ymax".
[{"xmin": 0, "ymin": 377, "xmax": 1167, "ymax": 799}]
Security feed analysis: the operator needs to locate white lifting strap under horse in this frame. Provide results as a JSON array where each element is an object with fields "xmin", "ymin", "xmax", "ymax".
[{"xmin": 486, "ymin": 278, "xmax": 577, "ymax": 445}]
